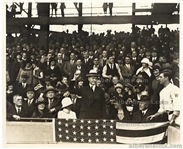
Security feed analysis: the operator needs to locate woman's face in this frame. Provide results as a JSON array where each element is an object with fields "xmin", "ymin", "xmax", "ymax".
[
  {"xmin": 38, "ymin": 103, "xmax": 45, "ymax": 111},
  {"xmin": 142, "ymin": 63, "xmax": 148, "ymax": 68},
  {"xmin": 78, "ymin": 81, "xmax": 83, "ymax": 87},
  {"xmin": 116, "ymin": 88, "xmax": 122, "ymax": 94}
]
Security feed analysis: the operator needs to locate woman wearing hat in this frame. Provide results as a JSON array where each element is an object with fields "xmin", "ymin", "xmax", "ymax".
[
  {"xmin": 57, "ymin": 97, "xmax": 76, "ymax": 119},
  {"xmin": 16, "ymin": 60, "xmax": 33, "ymax": 85},
  {"xmin": 31, "ymin": 97, "xmax": 52, "ymax": 118},
  {"xmin": 136, "ymin": 58, "xmax": 153, "ymax": 86}
]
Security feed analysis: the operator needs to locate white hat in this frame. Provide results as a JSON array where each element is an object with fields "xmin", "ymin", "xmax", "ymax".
[
  {"xmin": 61, "ymin": 97, "xmax": 73, "ymax": 108},
  {"xmin": 141, "ymin": 58, "xmax": 152, "ymax": 67},
  {"xmin": 86, "ymin": 69, "xmax": 100, "ymax": 77}
]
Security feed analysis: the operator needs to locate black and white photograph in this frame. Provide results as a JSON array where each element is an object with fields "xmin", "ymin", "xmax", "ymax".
[{"xmin": 2, "ymin": 1, "xmax": 182, "ymax": 147}]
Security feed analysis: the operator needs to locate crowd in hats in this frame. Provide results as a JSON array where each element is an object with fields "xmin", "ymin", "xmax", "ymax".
[{"xmin": 6, "ymin": 25, "xmax": 180, "ymax": 122}]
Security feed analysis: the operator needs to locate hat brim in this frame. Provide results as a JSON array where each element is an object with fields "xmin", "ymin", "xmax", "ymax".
[
  {"xmin": 62, "ymin": 103, "xmax": 73, "ymax": 109},
  {"xmin": 45, "ymin": 89, "xmax": 57, "ymax": 95},
  {"xmin": 86, "ymin": 73, "xmax": 100, "ymax": 77},
  {"xmin": 34, "ymin": 101, "xmax": 48, "ymax": 106}
]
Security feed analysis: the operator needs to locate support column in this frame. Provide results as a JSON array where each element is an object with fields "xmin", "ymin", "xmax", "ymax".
[
  {"xmin": 27, "ymin": 3, "xmax": 32, "ymax": 30},
  {"xmin": 38, "ymin": 3, "xmax": 50, "ymax": 52},
  {"xmin": 132, "ymin": 3, "xmax": 136, "ymax": 34},
  {"xmin": 78, "ymin": 3, "xmax": 83, "ymax": 31}
]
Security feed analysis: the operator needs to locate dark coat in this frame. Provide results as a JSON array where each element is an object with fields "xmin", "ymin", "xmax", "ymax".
[
  {"xmin": 45, "ymin": 97, "xmax": 62, "ymax": 118},
  {"xmin": 79, "ymin": 86, "xmax": 106, "ymax": 119},
  {"xmin": 132, "ymin": 109, "xmax": 156, "ymax": 122},
  {"xmin": 14, "ymin": 83, "xmax": 31, "ymax": 97},
  {"xmin": 22, "ymin": 99, "xmax": 36, "ymax": 117},
  {"xmin": 7, "ymin": 105, "xmax": 28, "ymax": 121}
]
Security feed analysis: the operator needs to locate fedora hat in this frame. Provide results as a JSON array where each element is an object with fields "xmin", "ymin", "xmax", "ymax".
[
  {"xmin": 26, "ymin": 87, "xmax": 35, "ymax": 93},
  {"xmin": 44, "ymin": 86, "xmax": 57, "ymax": 95},
  {"xmin": 61, "ymin": 97, "xmax": 73, "ymax": 108},
  {"xmin": 86, "ymin": 69, "xmax": 100, "ymax": 77}
]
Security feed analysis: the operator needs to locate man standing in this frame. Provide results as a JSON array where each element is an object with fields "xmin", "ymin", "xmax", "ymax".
[
  {"xmin": 147, "ymin": 71, "xmax": 180, "ymax": 124},
  {"xmin": 79, "ymin": 70, "xmax": 106, "ymax": 119}
]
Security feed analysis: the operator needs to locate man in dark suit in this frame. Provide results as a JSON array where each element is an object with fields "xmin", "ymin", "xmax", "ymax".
[
  {"xmin": 121, "ymin": 56, "xmax": 135, "ymax": 83},
  {"xmin": 44, "ymin": 86, "xmax": 62, "ymax": 118},
  {"xmin": 78, "ymin": 70, "xmax": 106, "ymax": 119},
  {"xmin": 7, "ymin": 94, "xmax": 28, "ymax": 121},
  {"xmin": 70, "ymin": 88, "xmax": 81, "ymax": 118},
  {"xmin": 150, "ymin": 48, "xmax": 159, "ymax": 65},
  {"xmin": 14, "ymin": 73, "xmax": 31, "ymax": 97},
  {"xmin": 63, "ymin": 52, "xmax": 76, "ymax": 78},
  {"xmin": 132, "ymin": 95, "xmax": 156, "ymax": 122},
  {"xmin": 22, "ymin": 87, "xmax": 36, "ymax": 117}
]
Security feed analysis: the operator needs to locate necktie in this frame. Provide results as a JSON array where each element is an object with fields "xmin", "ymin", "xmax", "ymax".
[
  {"xmin": 90, "ymin": 85, "xmax": 94, "ymax": 92},
  {"xmin": 22, "ymin": 83, "xmax": 25, "ymax": 88},
  {"xmin": 17, "ymin": 108, "xmax": 21, "ymax": 114},
  {"xmin": 48, "ymin": 99, "xmax": 53, "ymax": 109},
  {"xmin": 28, "ymin": 100, "xmax": 31, "ymax": 106}
]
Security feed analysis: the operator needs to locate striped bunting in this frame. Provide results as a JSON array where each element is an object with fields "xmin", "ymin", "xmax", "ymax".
[{"xmin": 116, "ymin": 121, "xmax": 169, "ymax": 144}]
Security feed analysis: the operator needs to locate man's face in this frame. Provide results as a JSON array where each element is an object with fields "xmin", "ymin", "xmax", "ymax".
[
  {"xmin": 152, "ymin": 52, "xmax": 157, "ymax": 57},
  {"xmin": 26, "ymin": 91, "xmax": 35, "ymax": 99},
  {"xmin": 88, "ymin": 77, "xmax": 97, "ymax": 85},
  {"xmin": 93, "ymin": 58, "xmax": 99, "ymax": 65},
  {"xmin": 22, "ymin": 77, "xmax": 27, "ymax": 83},
  {"xmin": 112, "ymin": 77, "xmax": 118, "ymax": 85},
  {"xmin": 8, "ymin": 85, "xmax": 13, "ymax": 91},
  {"xmin": 70, "ymin": 53, "xmax": 75, "ymax": 60},
  {"xmin": 83, "ymin": 52, "xmax": 89, "ymax": 59},
  {"xmin": 158, "ymin": 73, "xmax": 167, "ymax": 85},
  {"xmin": 14, "ymin": 96, "xmax": 22, "ymax": 106},
  {"xmin": 46, "ymin": 91, "xmax": 55, "ymax": 99},
  {"xmin": 108, "ymin": 56, "xmax": 114, "ymax": 64},
  {"xmin": 102, "ymin": 51, "xmax": 107, "ymax": 58},
  {"xmin": 57, "ymin": 53, "xmax": 62, "ymax": 59},
  {"xmin": 139, "ymin": 101, "xmax": 148, "ymax": 111},
  {"xmin": 125, "ymin": 57, "xmax": 130, "ymax": 64}
]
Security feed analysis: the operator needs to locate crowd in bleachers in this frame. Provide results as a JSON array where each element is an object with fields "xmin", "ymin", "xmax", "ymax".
[{"xmin": 6, "ymin": 25, "xmax": 180, "ymax": 122}]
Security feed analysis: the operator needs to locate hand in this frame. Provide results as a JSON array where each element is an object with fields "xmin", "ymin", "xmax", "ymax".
[
  {"xmin": 146, "ymin": 114, "xmax": 156, "ymax": 121},
  {"xmin": 120, "ymin": 76, "xmax": 124, "ymax": 81},
  {"xmin": 13, "ymin": 115, "xmax": 21, "ymax": 120},
  {"xmin": 108, "ymin": 75, "xmax": 112, "ymax": 79},
  {"xmin": 49, "ymin": 108, "xmax": 55, "ymax": 113},
  {"xmin": 52, "ymin": 77, "xmax": 57, "ymax": 80},
  {"xmin": 63, "ymin": 91, "xmax": 70, "ymax": 97}
]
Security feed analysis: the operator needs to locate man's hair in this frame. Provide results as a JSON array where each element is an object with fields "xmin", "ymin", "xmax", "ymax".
[
  {"xmin": 161, "ymin": 71, "xmax": 172, "ymax": 81},
  {"xmin": 13, "ymin": 94, "xmax": 22, "ymax": 101}
]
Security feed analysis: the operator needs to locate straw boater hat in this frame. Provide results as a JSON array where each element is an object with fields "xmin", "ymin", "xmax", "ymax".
[{"xmin": 86, "ymin": 69, "xmax": 100, "ymax": 77}]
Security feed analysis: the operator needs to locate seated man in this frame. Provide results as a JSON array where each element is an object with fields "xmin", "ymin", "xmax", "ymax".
[
  {"xmin": 132, "ymin": 95, "xmax": 156, "ymax": 122},
  {"xmin": 7, "ymin": 94, "xmax": 28, "ymax": 121}
]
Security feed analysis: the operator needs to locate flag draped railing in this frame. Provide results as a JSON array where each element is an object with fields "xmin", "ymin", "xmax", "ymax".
[{"xmin": 55, "ymin": 119, "xmax": 169, "ymax": 144}]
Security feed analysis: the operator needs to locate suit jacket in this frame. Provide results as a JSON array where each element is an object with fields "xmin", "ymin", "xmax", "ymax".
[
  {"xmin": 79, "ymin": 86, "xmax": 106, "ymax": 119},
  {"xmin": 132, "ymin": 109, "xmax": 156, "ymax": 122},
  {"xmin": 22, "ymin": 99, "xmax": 36, "ymax": 117},
  {"xmin": 7, "ymin": 105, "xmax": 28, "ymax": 121},
  {"xmin": 56, "ymin": 59, "xmax": 65, "ymax": 76},
  {"xmin": 63, "ymin": 60, "xmax": 76, "ymax": 77},
  {"xmin": 121, "ymin": 64, "xmax": 135, "ymax": 79},
  {"xmin": 45, "ymin": 97, "xmax": 62, "ymax": 118},
  {"xmin": 71, "ymin": 97, "xmax": 81, "ymax": 119},
  {"xmin": 14, "ymin": 83, "xmax": 31, "ymax": 97}
]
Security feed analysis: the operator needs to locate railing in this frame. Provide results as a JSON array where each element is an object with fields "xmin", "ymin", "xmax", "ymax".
[{"xmin": 7, "ymin": 3, "xmax": 153, "ymax": 18}]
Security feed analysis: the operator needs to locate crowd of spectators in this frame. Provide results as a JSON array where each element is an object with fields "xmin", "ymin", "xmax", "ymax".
[{"xmin": 6, "ymin": 25, "xmax": 180, "ymax": 122}]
